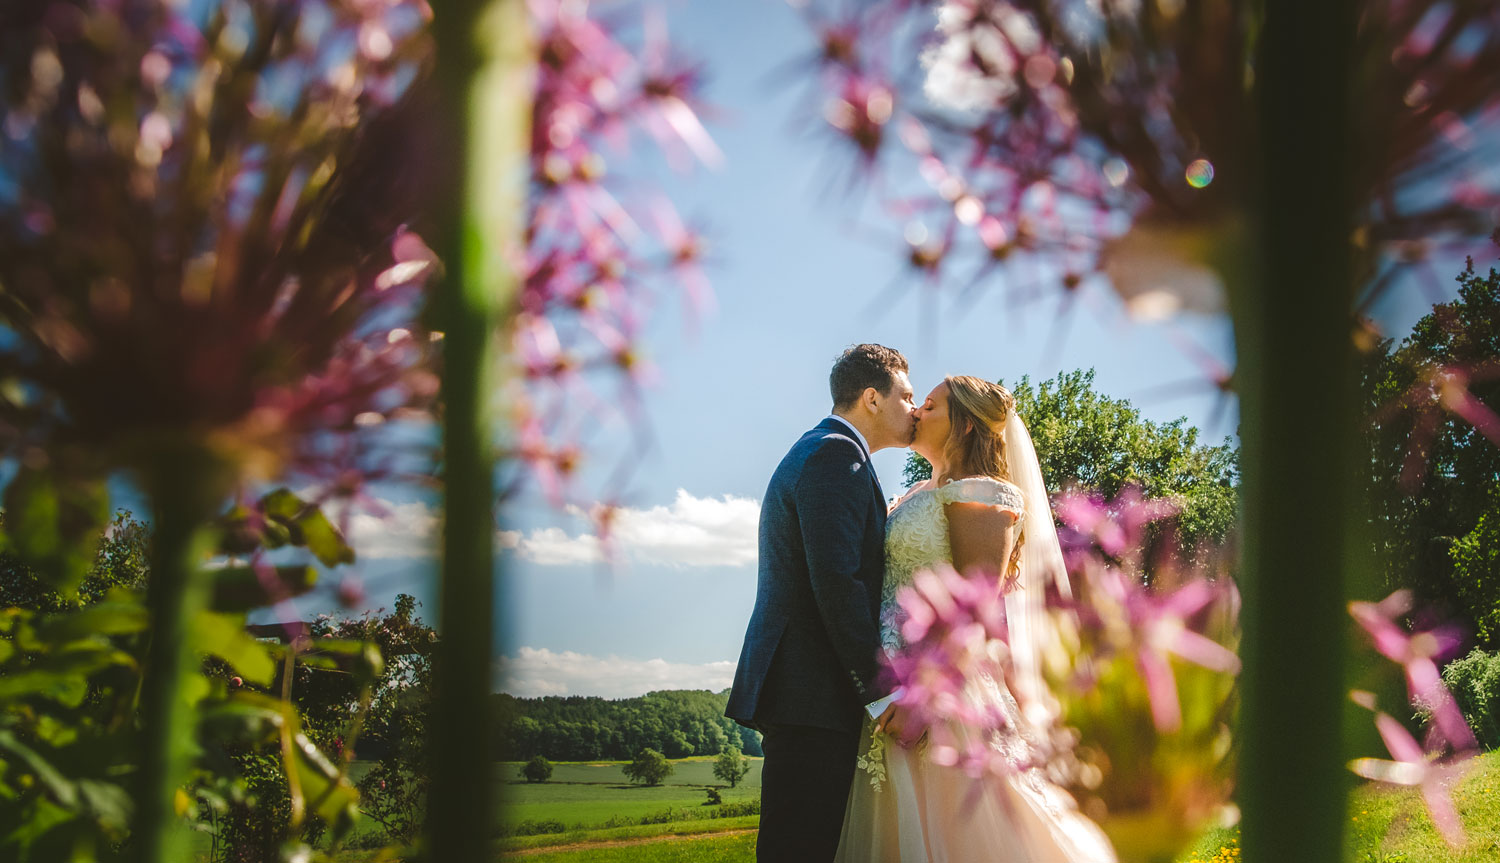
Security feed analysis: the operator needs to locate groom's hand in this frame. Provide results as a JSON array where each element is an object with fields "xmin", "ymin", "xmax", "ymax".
[{"xmin": 876, "ymin": 704, "xmax": 925, "ymax": 748}]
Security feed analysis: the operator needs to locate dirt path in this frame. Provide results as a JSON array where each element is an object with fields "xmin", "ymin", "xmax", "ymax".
[{"xmin": 504, "ymin": 828, "xmax": 757, "ymax": 857}]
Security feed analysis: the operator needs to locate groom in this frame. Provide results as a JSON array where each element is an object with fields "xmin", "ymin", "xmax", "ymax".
[{"xmin": 726, "ymin": 343, "xmax": 916, "ymax": 861}]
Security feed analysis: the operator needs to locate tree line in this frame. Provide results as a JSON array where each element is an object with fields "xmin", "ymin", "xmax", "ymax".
[{"xmin": 493, "ymin": 689, "xmax": 761, "ymax": 761}]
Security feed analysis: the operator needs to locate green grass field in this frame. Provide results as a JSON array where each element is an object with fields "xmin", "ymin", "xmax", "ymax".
[
  {"xmin": 189, "ymin": 750, "xmax": 1500, "ymax": 861},
  {"xmin": 1176, "ymin": 748, "xmax": 1500, "ymax": 863},
  {"xmin": 502, "ymin": 750, "xmax": 1500, "ymax": 862},
  {"xmin": 496, "ymin": 757, "xmax": 762, "ymax": 830},
  {"xmin": 509, "ymin": 831, "xmax": 758, "ymax": 863}
]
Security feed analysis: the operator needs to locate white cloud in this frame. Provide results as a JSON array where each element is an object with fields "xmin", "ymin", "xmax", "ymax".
[
  {"xmin": 497, "ymin": 526, "xmax": 604, "ymax": 566},
  {"xmin": 332, "ymin": 488, "xmax": 760, "ymax": 568},
  {"xmin": 551, "ymin": 489, "xmax": 759, "ymax": 568},
  {"xmin": 495, "ymin": 646, "xmax": 736, "ymax": 698},
  {"xmin": 343, "ymin": 500, "xmax": 440, "ymax": 559}
]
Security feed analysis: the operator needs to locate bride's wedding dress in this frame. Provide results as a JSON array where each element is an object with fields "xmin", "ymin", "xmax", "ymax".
[{"xmin": 833, "ymin": 474, "xmax": 1117, "ymax": 862}]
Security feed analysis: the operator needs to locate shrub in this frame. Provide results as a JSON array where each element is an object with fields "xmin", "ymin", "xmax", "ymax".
[
  {"xmin": 521, "ymin": 755, "xmax": 554, "ymax": 783},
  {"xmin": 712, "ymin": 799, "xmax": 760, "ymax": 818},
  {"xmin": 510, "ymin": 819, "xmax": 569, "ymax": 836},
  {"xmin": 1442, "ymin": 648, "xmax": 1500, "ymax": 750},
  {"xmin": 639, "ymin": 808, "xmax": 680, "ymax": 825},
  {"xmin": 704, "ymin": 787, "xmax": 723, "ymax": 805}
]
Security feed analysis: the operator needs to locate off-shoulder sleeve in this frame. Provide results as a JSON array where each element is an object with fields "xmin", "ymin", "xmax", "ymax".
[{"xmin": 936, "ymin": 476, "xmax": 1025, "ymax": 519}]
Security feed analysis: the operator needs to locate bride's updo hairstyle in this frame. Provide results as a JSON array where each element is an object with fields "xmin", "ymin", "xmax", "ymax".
[
  {"xmin": 942, "ymin": 375, "xmax": 1026, "ymax": 580},
  {"xmin": 940, "ymin": 375, "xmax": 1016, "ymax": 485}
]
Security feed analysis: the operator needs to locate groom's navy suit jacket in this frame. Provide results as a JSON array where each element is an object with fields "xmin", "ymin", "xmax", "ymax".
[{"xmin": 726, "ymin": 417, "xmax": 892, "ymax": 734}]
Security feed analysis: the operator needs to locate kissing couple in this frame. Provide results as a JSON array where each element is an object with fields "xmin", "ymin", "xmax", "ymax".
[{"xmin": 726, "ymin": 344, "xmax": 1116, "ymax": 862}]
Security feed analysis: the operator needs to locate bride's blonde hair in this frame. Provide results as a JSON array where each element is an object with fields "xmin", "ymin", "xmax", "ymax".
[
  {"xmin": 940, "ymin": 375, "xmax": 1025, "ymax": 583},
  {"xmin": 939, "ymin": 375, "xmax": 1016, "ymax": 486}
]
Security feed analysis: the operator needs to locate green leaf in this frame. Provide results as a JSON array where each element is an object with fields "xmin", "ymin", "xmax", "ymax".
[
  {"xmin": 261, "ymin": 488, "xmax": 304, "ymax": 522},
  {"xmin": 191, "ymin": 612, "xmax": 275, "ymax": 686},
  {"xmin": 291, "ymin": 731, "xmax": 359, "ymax": 834},
  {"xmin": 0, "ymin": 646, "xmax": 132, "ymax": 705},
  {"xmin": 74, "ymin": 779, "xmax": 132, "ymax": 833},
  {"xmin": 295, "ymin": 506, "xmax": 355, "ymax": 567},
  {"xmin": 0, "ymin": 729, "xmax": 77, "ymax": 808},
  {"xmin": 259, "ymin": 489, "xmax": 354, "ymax": 566},
  {"xmin": 198, "ymin": 697, "xmax": 285, "ymax": 747},
  {"xmin": 0, "ymin": 796, "xmax": 73, "ymax": 852},
  {"xmin": 36, "ymin": 601, "xmax": 149, "ymax": 642},
  {"xmin": 1, "ymin": 467, "xmax": 109, "ymax": 597},
  {"xmin": 209, "ymin": 565, "xmax": 318, "ymax": 613},
  {"xmin": 181, "ymin": 670, "xmax": 211, "ymax": 707}
]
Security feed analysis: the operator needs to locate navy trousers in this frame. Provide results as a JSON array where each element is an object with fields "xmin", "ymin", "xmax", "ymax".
[{"xmin": 757, "ymin": 722, "xmax": 861, "ymax": 862}]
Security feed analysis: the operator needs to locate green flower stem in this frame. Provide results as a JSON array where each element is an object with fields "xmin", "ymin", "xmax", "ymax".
[
  {"xmin": 280, "ymin": 643, "xmax": 305, "ymax": 829},
  {"xmin": 133, "ymin": 446, "xmax": 229, "ymax": 863},
  {"xmin": 1235, "ymin": 1, "xmax": 1356, "ymax": 861},
  {"xmin": 429, "ymin": 1, "xmax": 531, "ymax": 860}
]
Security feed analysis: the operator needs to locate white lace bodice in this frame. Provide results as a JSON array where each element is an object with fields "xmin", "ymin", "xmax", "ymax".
[{"xmin": 880, "ymin": 475, "xmax": 1025, "ymax": 651}]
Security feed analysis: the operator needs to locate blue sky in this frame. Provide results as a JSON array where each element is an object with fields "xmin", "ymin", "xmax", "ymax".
[{"xmin": 260, "ymin": 0, "xmax": 1474, "ymax": 699}]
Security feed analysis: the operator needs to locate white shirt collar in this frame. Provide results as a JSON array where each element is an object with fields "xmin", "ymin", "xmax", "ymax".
[{"xmin": 825, "ymin": 414, "xmax": 870, "ymax": 459}]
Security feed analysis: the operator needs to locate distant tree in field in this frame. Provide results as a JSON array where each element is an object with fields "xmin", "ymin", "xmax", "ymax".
[
  {"xmin": 521, "ymin": 755, "xmax": 554, "ymax": 783},
  {"xmin": 1364, "ymin": 260, "xmax": 1500, "ymax": 648},
  {"xmin": 705, "ymin": 787, "xmax": 723, "ymax": 805},
  {"xmin": 712, "ymin": 746, "xmax": 750, "ymax": 788},
  {"xmin": 906, "ymin": 369, "xmax": 1240, "ymax": 558},
  {"xmin": 622, "ymin": 748, "xmax": 672, "ymax": 786}
]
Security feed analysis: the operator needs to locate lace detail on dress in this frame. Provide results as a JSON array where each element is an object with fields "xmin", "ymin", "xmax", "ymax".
[
  {"xmin": 935, "ymin": 476, "xmax": 1025, "ymax": 514},
  {"xmin": 854, "ymin": 728, "xmax": 888, "ymax": 792},
  {"xmin": 880, "ymin": 477, "xmax": 1024, "ymax": 652}
]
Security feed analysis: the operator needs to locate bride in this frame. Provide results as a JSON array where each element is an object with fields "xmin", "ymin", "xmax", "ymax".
[{"xmin": 834, "ymin": 375, "xmax": 1116, "ymax": 862}]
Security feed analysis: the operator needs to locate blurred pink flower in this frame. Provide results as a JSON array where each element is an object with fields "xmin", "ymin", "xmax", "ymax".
[
  {"xmin": 1349, "ymin": 590, "xmax": 1477, "ymax": 753},
  {"xmin": 1349, "ymin": 690, "xmax": 1473, "ymax": 846},
  {"xmin": 512, "ymin": 0, "xmax": 719, "ymax": 509}
]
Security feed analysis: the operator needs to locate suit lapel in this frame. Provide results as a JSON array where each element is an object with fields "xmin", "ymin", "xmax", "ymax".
[{"xmin": 814, "ymin": 417, "xmax": 885, "ymax": 511}]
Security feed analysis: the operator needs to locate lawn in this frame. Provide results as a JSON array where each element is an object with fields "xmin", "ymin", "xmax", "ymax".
[
  {"xmin": 502, "ymin": 749, "xmax": 1500, "ymax": 862},
  {"xmin": 1177, "ymin": 748, "xmax": 1500, "ymax": 863},
  {"xmin": 496, "ymin": 758, "xmax": 763, "ymax": 830},
  {"xmin": 501, "ymin": 830, "xmax": 758, "ymax": 863},
  {"xmin": 206, "ymin": 749, "xmax": 1500, "ymax": 861}
]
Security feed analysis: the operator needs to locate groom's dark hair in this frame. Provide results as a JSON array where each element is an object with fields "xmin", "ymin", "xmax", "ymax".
[{"xmin": 830, "ymin": 344, "xmax": 908, "ymax": 410}]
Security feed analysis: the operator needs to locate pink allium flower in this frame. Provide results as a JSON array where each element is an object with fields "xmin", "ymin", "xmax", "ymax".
[
  {"xmin": 1348, "ymin": 690, "xmax": 1474, "ymax": 846},
  {"xmin": 1349, "ymin": 590, "xmax": 1477, "ymax": 754},
  {"xmin": 511, "ymin": 0, "xmax": 719, "ymax": 509}
]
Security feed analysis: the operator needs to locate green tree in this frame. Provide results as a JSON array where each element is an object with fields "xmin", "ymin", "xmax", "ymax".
[
  {"xmin": 0, "ymin": 510, "xmax": 150, "ymax": 611},
  {"xmin": 712, "ymin": 746, "xmax": 750, "ymax": 788},
  {"xmin": 521, "ymin": 755, "xmax": 554, "ymax": 783},
  {"xmin": 622, "ymin": 748, "xmax": 673, "ymax": 786},
  {"xmin": 1363, "ymin": 260, "xmax": 1500, "ymax": 649},
  {"xmin": 343, "ymin": 595, "xmax": 438, "ymax": 846},
  {"xmin": 905, "ymin": 370, "xmax": 1240, "ymax": 557}
]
